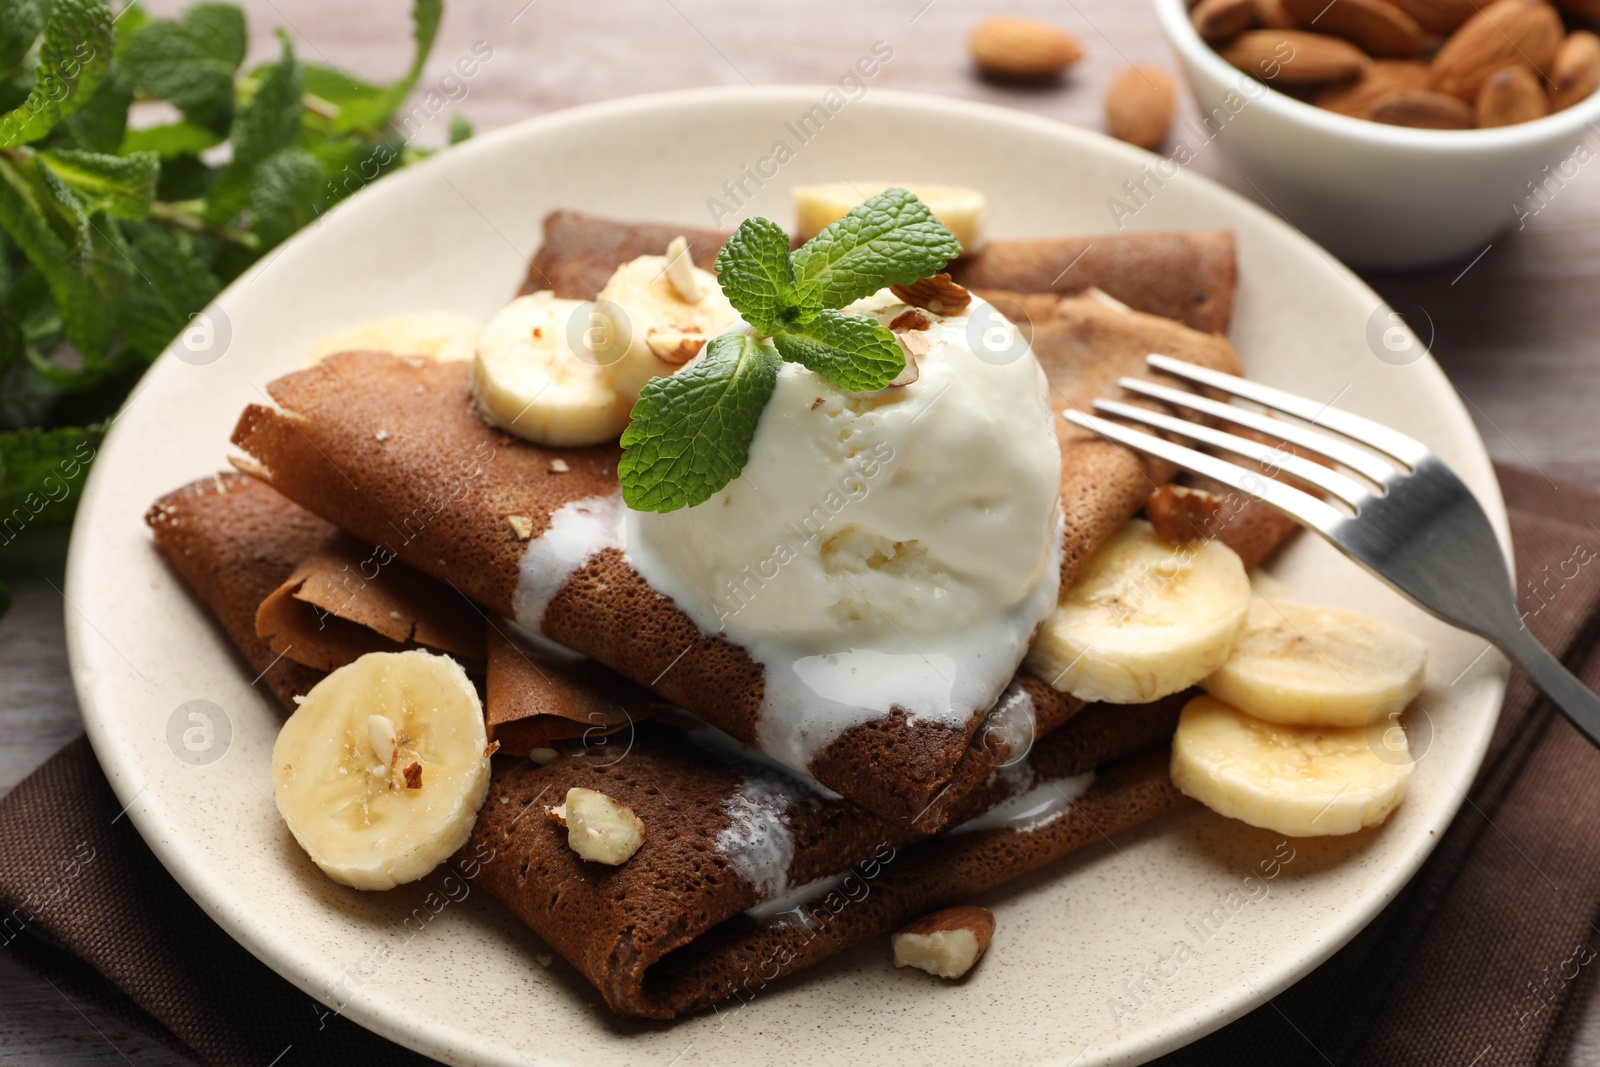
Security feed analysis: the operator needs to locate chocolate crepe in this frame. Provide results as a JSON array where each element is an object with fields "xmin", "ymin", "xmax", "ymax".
[
  {"xmin": 467, "ymin": 716, "xmax": 1189, "ymax": 1018},
  {"xmin": 146, "ymin": 474, "xmax": 330, "ymax": 712},
  {"xmin": 230, "ymin": 242, "xmax": 1251, "ymax": 829},
  {"xmin": 255, "ymin": 532, "xmax": 486, "ymax": 672},
  {"xmin": 484, "ymin": 623, "xmax": 655, "ymax": 755},
  {"xmin": 518, "ymin": 210, "xmax": 1236, "ymax": 334}
]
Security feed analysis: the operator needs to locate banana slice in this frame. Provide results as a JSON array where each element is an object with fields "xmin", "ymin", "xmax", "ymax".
[
  {"xmin": 271, "ymin": 650, "xmax": 491, "ymax": 890},
  {"xmin": 303, "ymin": 311, "xmax": 481, "ymax": 366},
  {"xmin": 1203, "ymin": 599, "xmax": 1427, "ymax": 727},
  {"xmin": 471, "ymin": 292, "xmax": 635, "ymax": 447},
  {"xmin": 1025, "ymin": 519, "xmax": 1251, "ymax": 703},
  {"xmin": 1171, "ymin": 694, "xmax": 1413, "ymax": 837},
  {"xmin": 596, "ymin": 247, "xmax": 739, "ymax": 403},
  {"xmin": 793, "ymin": 182, "xmax": 987, "ymax": 251}
]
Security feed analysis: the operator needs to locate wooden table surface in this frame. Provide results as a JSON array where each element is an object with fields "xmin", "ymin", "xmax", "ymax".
[{"xmin": 4, "ymin": 0, "xmax": 1600, "ymax": 1063}]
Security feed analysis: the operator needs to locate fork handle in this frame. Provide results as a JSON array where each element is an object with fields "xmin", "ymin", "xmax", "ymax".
[{"xmin": 1498, "ymin": 624, "xmax": 1600, "ymax": 748}]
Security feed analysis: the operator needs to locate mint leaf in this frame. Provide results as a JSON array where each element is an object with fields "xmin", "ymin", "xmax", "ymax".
[
  {"xmin": 63, "ymin": 61, "xmax": 133, "ymax": 151},
  {"xmin": 38, "ymin": 148, "xmax": 157, "ymax": 220},
  {"xmin": 0, "ymin": 420, "xmax": 105, "ymax": 526},
  {"xmin": 119, "ymin": 119, "xmax": 222, "ymax": 158},
  {"xmin": 619, "ymin": 331, "xmax": 779, "ymax": 512},
  {"xmin": 120, "ymin": 221, "xmax": 219, "ymax": 359},
  {"xmin": 0, "ymin": 0, "xmax": 115, "ymax": 148},
  {"xmin": 0, "ymin": 0, "xmax": 48, "ymax": 80},
  {"xmin": 0, "ymin": 152, "xmax": 127, "ymax": 356},
  {"xmin": 773, "ymin": 309, "xmax": 904, "ymax": 392},
  {"xmin": 122, "ymin": 3, "xmax": 245, "ymax": 129},
  {"xmin": 789, "ymin": 187, "xmax": 961, "ymax": 310},
  {"xmin": 713, "ymin": 216, "xmax": 795, "ymax": 336},
  {"xmin": 448, "ymin": 113, "xmax": 472, "ymax": 144},
  {"xmin": 302, "ymin": 0, "xmax": 441, "ymax": 134},
  {"xmin": 250, "ymin": 146, "xmax": 324, "ymax": 250},
  {"xmin": 205, "ymin": 31, "xmax": 301, "ymax": 225}
]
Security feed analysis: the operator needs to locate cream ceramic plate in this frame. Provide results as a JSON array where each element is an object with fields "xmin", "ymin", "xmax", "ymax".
[{"xmin": 66, "ymin": 88, "xmax": 1510, "ymax": 1066}]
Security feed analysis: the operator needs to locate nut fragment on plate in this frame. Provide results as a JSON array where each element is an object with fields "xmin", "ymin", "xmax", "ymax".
[
  {"xmin": 1476, "ymin": 64, "xmax": 1550, "ymax": 126},
  {"xmin": 1282, "ymin": 0, "xmax": 1424, "ymax": 57},
  {"xmin": 1221, "ymin": 30, "xmax": 1370, "ymax": 84},
  {"xmin": 969, "ymin": 16, "xmax": 1084, "ymax": 80},
  {"xmin": 890, "ymin": 273, "xmax": 972, "ymax": 314},
  {"xmin": 1431, "ymin": 0, "xmax": 1563, "ymax": 101},
  {"xmin": 1370, "ymin": 89, "xmax": 1477, "ymax": 128},
  {"xmin": 1550, "ymin": 30, "xmax": 1600, "ymax": 110},
  {"xmin": 1106, "ymin": 66, "xmax": 1177, "ymax": 149},
  {"xmin": 549, "ymin": 787, "xmax": 644, "ymax": 865},
  {"xmin": 892, "ymin": 905, "xmax": 997, "ymax": 979}
]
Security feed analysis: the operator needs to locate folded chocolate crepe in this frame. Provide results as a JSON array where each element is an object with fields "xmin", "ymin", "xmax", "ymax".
[
  {"xmin": 148, "ymin": 473, "xmax": 651, "ymax": 750},
  {"xmin": 229, "ymin": 223, "xmax": 1265, "ymax": 830},
  {"xmin": 467, "ymin": 710, "xmax": 1189, "ymax": 1018},
  {"xmin": 146, "ymin": 470, "xmax": 1191, "ymax": 1017},
  {"xmin": 147, "ymin": 474, "xmax": 331, "ymax": 712},
  {"xmin": 256, "ymin": 532, "xmax": 487, "ymax": 672},
  {"xmin": 484, "ymin": 623, "xmax": 656, "ymax": 755},
  {"xmin": 519, "ymin": 210, "xmax": 1236, "ymax": 335}
]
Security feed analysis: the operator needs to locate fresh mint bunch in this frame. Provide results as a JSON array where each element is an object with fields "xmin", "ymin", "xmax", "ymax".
[
  {"xmin": 619, "ymin": 187, "xmax": 961, "ymax": 513},
  {"xmin": 0, "ymin": 0, "xmax": 460, "ymax": 619}
]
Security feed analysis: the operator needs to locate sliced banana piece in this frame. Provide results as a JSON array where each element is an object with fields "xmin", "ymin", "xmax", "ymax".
[
  {"xmin": 303, "ymin": 311, "xmax": 481, "ymax": 366},
  {"xmin": 1171, "ymin": 694, "xmax": 1413, "ymax": 837},
  {"xmin": 793, "ymin": 182, "xmax": 987, "ymax": 251},
  {"xmin": 1025, "ymin": 519, "xmax": 1251, "ymax": 703},
  {"xmin": 1203, "ymin": 599, "xmax": 1427, "ymax": 727},
  {"xmin": 471, "ymin": 292, "xmax": 634, "ymax": 447},
  {"xmin": 271, "ymin": 650, "xmax": 491, "ymax": 891},
  {"xmin": 596, "ymin": 249, "xmax": 738, "ymax": 403}
]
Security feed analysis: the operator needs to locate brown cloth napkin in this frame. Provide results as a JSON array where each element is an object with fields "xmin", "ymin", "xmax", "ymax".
[{"xmin": 2, "ymin": 463, "xmax": 1598, "ymax": 1066}]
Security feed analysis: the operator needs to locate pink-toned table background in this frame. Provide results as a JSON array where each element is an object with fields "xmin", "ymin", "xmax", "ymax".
[{"xmin": 3, "ymin": 1, "xmax": 1598, "ymax": 1062}]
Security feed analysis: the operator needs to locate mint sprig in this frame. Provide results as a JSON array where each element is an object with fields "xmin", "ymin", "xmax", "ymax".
[
  {"xmin": 619, "ymin": 332, "xmax": 781, "ymax": 513},
  {"xmin": 0, "ymin": 0, "xmax": 464, "ymax": 624},
  {"xmin": 619, "ymin": 187, "xmax": 960, "ymax": 513}
]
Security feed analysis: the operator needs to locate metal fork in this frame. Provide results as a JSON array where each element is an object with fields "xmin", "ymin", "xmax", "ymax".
[{"xmin": 1066, "ymin": 353, "xmax": 1600, "ymax": 750}]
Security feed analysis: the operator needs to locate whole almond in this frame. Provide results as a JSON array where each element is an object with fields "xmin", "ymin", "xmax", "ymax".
[
  {"xmin": 1221, "ymin": 29, "xmax": 1371, "ymax": 83},
  {"xmin": 1192, "ymin": 0, "xmax": 1257, "ymax": 43},
  {"xmin": 1282, "ymin": 0, "xmax": 1425, "ymax": 57},
  {"xmin": 1254, "ymin": 0, "xmax": 1298, "ymax": 28},
  {"xmin": 1432, "ymin": 0, "xmax": 1563, "ymax": 100},
  {"xmin": 1370, "ymin": 88, "xmax": 1477, "ymax": 126},
  {"xmin": 970, "ymin": 17, "xmax": 1084, "ymax": 79},
  {"xmin": 1389, "ymin": 0, "xmax": 1481, "ymax": 34},
  {"xmin": 1315, "ymin": 59, "xmax": 1433, "ymax": 116},
  {"xmin": 1477, "ymin": 63, "xmax": 1550, "ymax": 125},
  {"xmin": 1550, "ymin": 30, "xmax": 1600, "ymax": 110},
  {"xmin": 1106, "ymin": 66, "xmax": 1178, "ymax": 149}
]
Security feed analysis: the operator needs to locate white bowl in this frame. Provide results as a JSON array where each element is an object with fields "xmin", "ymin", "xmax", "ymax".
[{"xmin": 1154, "ymin": 0, "xmax": 1600, "ymax": 269}]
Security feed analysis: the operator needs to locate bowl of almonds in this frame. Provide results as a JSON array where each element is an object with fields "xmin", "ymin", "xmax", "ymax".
[{"xmin": 1155, "ymin": 0, "xmax": 1600, "ymax": 267}]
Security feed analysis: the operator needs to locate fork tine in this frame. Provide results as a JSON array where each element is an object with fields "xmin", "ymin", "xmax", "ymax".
[
  {"xmin": 1146, "ymin": 354, "xmax": 1431, "ymax": 468},
  {"xmin": 1092, "ymin": 399, "xmax": 1373, "ymax": 508},
  {"xmin": 1115, "ymin": 377, "xmax": 1398, "ymax": 485},
  {"xmin": 1064, "ymin": 410, "xmax": 1345, "ymax": 534}
]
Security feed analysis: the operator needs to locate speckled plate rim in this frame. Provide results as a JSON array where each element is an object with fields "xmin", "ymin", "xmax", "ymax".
[{"xmin": 63, "ymin": 86, "xmax": 1510, "ymax": 1067}]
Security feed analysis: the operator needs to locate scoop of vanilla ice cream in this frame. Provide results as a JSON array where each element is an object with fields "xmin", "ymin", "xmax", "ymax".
[
  {"xmin": 625, "ymin": 289, "xmax": 1061, "ymax": 650},
  {"xmin": 623, "ymin": 288, "xmax": 1063, "ymax": 772}
]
